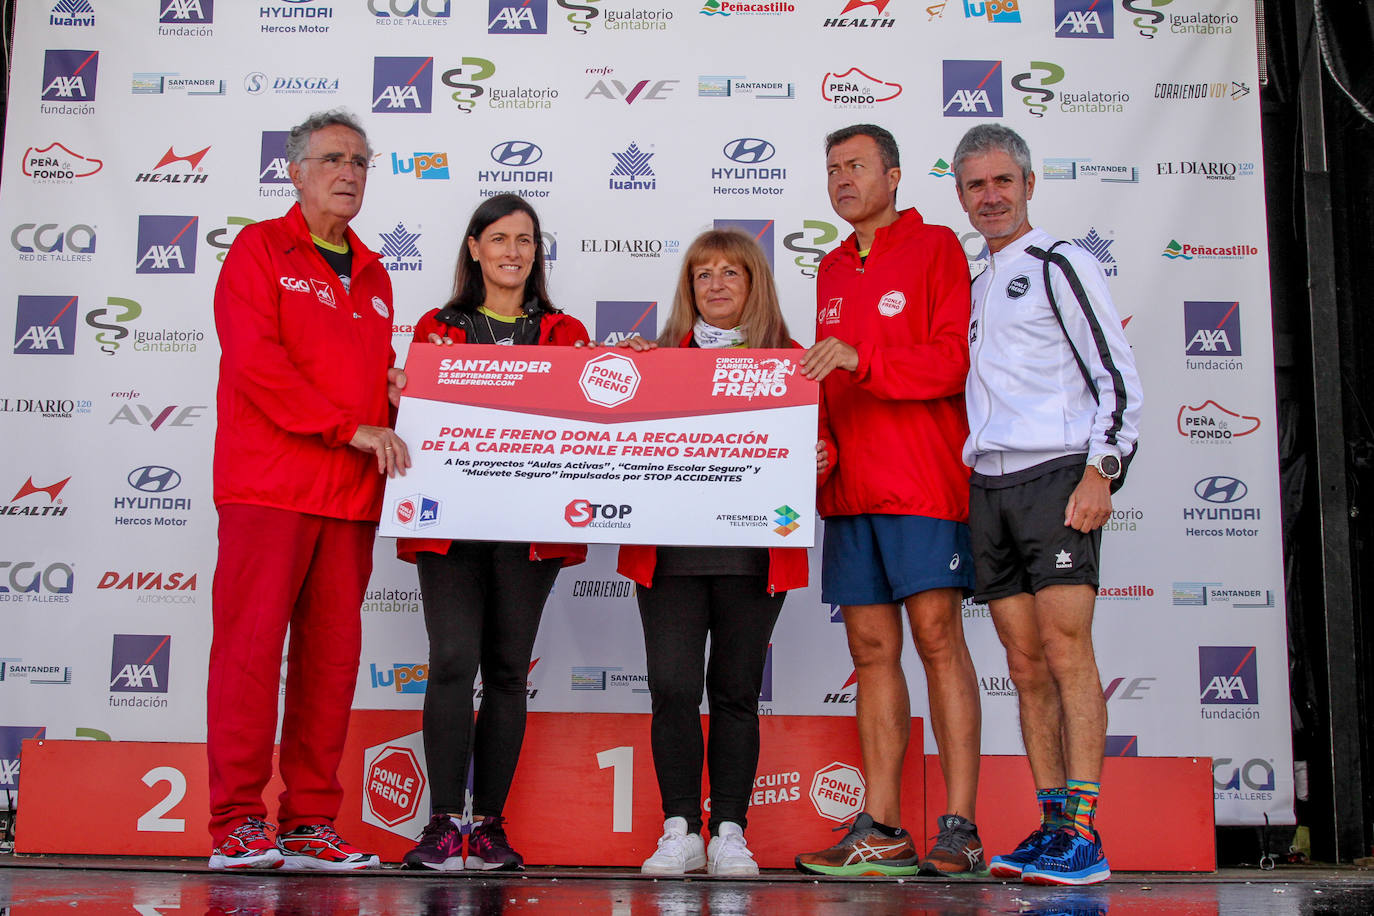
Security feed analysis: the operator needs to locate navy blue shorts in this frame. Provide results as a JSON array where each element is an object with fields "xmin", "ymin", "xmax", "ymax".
[{"xmin": 821, "ymin": 514, "xmax": 974, "ymax": 606}]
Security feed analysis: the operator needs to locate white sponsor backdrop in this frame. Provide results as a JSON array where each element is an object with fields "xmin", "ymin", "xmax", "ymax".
[{"xmin": 0, "ymin": 0, "xmax": 1290, "ymax": 826}]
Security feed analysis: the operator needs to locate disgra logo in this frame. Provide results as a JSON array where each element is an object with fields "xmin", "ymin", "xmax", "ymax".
[{"xmin": 564, "ymin": 499, "xmax": 632, "ymax": 528}]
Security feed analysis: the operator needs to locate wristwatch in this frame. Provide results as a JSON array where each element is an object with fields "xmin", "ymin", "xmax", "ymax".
[{"xmin": 1088, "ymin": 453, "xmax": 1121, "ymax": 481}]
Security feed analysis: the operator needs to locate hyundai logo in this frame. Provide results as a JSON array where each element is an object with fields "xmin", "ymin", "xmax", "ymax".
[
  {"xmin": 1194, "ymin": 475, "xmax": 1247, "ymax": 503},
  {"xmin": 490, "ymin": 140, "xmax": 543, "ymax": 167},
  {"xmin": 723, "ymin": 138, "xmax": 775, "ymax": 164},
  {"xmin": 128, "ymin": 466, "xmax": 182, "ymax": 493}
]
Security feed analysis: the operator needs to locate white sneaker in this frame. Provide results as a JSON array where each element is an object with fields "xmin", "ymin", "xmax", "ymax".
[
  {"xmin": 641, "ymin": 816, "xmax": 707, "ymax": 875},
  {"xmin": 707, "ymin": 822, "xmax": 759, "ymax": 876}
]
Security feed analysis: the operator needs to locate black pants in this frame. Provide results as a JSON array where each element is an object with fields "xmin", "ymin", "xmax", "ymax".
[
  {"xmin": 636, "ymin": 575, "xmax": 785, "ymax": 833},
  {"xmin": 416, "ymin": 541, "xmax": 561, "ymax": 816}
]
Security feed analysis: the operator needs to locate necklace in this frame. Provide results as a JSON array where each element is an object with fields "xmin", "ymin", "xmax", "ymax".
[{"xmin": 481, "ymin": 309, "xmax": 522, "ymax": 345}]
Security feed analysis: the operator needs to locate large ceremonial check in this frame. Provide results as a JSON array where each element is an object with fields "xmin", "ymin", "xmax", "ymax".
[{"xmin": 379, "ymin": 344, "xmax": 819, "ymax": 546}]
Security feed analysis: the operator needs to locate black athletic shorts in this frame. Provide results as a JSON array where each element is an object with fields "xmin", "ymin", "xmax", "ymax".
[{"xmin": 969, "ymin": 458, "xmax": 1101, "ymax": 602}]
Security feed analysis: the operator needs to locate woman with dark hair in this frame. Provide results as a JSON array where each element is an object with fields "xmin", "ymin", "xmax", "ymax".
[
  {"xmin": 399, "ymin": 193, "xmax": 588, "ymax": 871},
  {"xmin": 617, "ymin": 228, "xmax": 830, "ymax": 876}
]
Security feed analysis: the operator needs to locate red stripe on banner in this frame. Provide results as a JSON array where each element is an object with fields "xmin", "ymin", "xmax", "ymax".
[{"xmin": 399, "ymin": 343, "xmax": 818, "ymax": 424}]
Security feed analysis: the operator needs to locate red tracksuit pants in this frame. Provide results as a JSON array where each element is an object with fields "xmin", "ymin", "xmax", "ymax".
[{"xmin": 206, "ymin": 503, "xmax": 375, "ymax": 845}]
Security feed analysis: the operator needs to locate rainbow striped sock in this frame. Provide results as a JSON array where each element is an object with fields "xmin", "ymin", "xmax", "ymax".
[
  {"xmin": 1037, "ymin": 787, "xmax": 1069, "ymax": 830},
  {"xmin": 1066, "ymin": 778, "xmax": 1100, "ymax": 840}
]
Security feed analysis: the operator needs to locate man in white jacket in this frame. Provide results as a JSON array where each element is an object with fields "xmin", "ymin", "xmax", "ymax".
[{"xmin": 953, "ymin": 124, "xmax": 1142, "ymax": 887}]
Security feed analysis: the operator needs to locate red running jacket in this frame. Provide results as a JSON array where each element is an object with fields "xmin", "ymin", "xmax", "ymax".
[
  {"xmin": 213, "ymin": 203, "xmax": 395, "ymax": 522},
  {"xmin": 815, "ymin": 208, "xmax": 972, "ymax": 522},
  {"xmin": 396, "ymin": 308, "xmax": 590, "ymax": 567}
]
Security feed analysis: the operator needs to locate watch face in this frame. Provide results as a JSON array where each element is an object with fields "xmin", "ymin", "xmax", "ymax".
[{"xmin": 1100, "ymin": 454, "xmax": 1121, "ymax": 477}]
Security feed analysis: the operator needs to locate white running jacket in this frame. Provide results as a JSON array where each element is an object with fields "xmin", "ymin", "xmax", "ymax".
[{"xmin": 964, "ymin": 227, "xmax": 1142, "ymax": 476}]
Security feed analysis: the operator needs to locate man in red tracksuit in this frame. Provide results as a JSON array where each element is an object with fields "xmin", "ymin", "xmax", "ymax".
[
  {"xmin": 207, "ymin": 110, "xmax": 410, "ymax": 871},
  {"xmin": 796, "ymin": 124, "xmax": 985, "ymax": 878}
]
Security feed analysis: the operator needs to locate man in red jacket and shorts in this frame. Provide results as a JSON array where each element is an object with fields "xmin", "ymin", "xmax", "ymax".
[
  {"xmin": 206, "ymin": 109, "xmax": 410, "ymax": 871},
  {"xmin": 796, "ymin": 124, "xmax": 985, "ymax": 878}
]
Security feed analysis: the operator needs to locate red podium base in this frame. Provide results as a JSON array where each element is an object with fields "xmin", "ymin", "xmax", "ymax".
[{"xmin": 14, "ymin": 712, "xmax": 1212, "ymax": 870}]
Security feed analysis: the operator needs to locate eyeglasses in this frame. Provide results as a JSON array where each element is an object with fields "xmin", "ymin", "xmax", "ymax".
[{"xmin": 300, "ymin": 153, "xmax": 374, "ymax": 173}]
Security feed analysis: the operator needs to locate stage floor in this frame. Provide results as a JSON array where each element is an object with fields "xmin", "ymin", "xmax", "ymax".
[{"xmin": 3, "ymin": 857, "xmax": 1374, "ymax": 914}]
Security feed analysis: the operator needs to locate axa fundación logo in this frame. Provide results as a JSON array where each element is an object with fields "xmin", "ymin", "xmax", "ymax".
[
  {"xmin": 109, "ymin": 635, "xmax": 172, "ymax": 706},
  {"xmin": 135, "ymin": 216, "xmax": 198, "ymax": 274},
  {"xmin": 159, "ymin": 0, "xmax": 215, "ymax": 29},
  {"xmin": 1054, "ymin": 0, "xmax": 1112, "ymax": 38},
  {"xmin": 13, "ymin": 296, "xmax": 78, "ymax": 356},
  {"xmin": 1198, "ymin": 645, "xmax": 1259, "ymax": 720},
  {"xmin": 596, "ymin": 301, "xmax": 657, "ymax": 344},
  {"xmin": 1184, "ymin": 301, "xmax": 1242, "ymax": 370},
  {"xmin": 942, "ymin": 60, "xmax": 1002, "ymax": 117},
  {"xmin": 41, "ymin": 49, "xmax": 98, "ymax": 113},
  {"xmin": 489, "ymin": 0, "xmax": 547, "ymax": 33},
  {"xmin": 372, "ymin": 56, "xmax": 434, "ymax": 112}
]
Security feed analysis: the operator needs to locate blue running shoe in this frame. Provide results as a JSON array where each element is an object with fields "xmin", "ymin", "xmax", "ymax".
[
  {"xmin": 988, "ymin": 826, "xmax": 1056, "ymax": 878},
  {"xmin": 1021, "ymin": 828, "xmax": 1110, "ymax": 886}
]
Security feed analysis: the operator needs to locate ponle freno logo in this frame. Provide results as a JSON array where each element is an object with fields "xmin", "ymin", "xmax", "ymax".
[
  {"xmin": 365, "ymin": 744, "xmax": 426, "ymax": 827},
  {"xmin": 578, "ymin": 352, "xmax": 641, "ymax": 407},
  {"xmin": 564, "ymin": 499, "xmax": 633, "ymax": 529},
  {"xmin": 810, "ymin": 761, "xmax": 865, "ymax": 822},
  {"xmin": 393, "ymin": 494, "xmax": 440, "ymax": 530},
  {"xmin": 710, "ymin": 355, "xmax": 795, "ymax": 399}
]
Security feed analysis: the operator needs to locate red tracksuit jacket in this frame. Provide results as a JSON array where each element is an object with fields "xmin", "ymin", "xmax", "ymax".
[
  {"xmin": 213, "ymin": 203, "xmax": 395, "ymax": 521},
  {"xmin": 815, "ymin": 208, "xmax": 972, "ymax": 523}
]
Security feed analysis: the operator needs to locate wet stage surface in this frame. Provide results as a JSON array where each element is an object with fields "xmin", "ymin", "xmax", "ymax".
[{"xmin": 4, "ymin": 857, "xmax": 1374, "ymax": 914}]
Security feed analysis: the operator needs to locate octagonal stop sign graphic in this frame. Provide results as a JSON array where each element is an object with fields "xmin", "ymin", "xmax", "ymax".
[
  {"xmin": 810, "ymin": 761, "xmax": 866, "ymax": 822},
  {"xmin": 578, "ymin": 353, "xmax": 641, "ymax": 407},
  {"xmin": 366, "ymin": 744, "xmax": 426, "ymax": 828}
]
